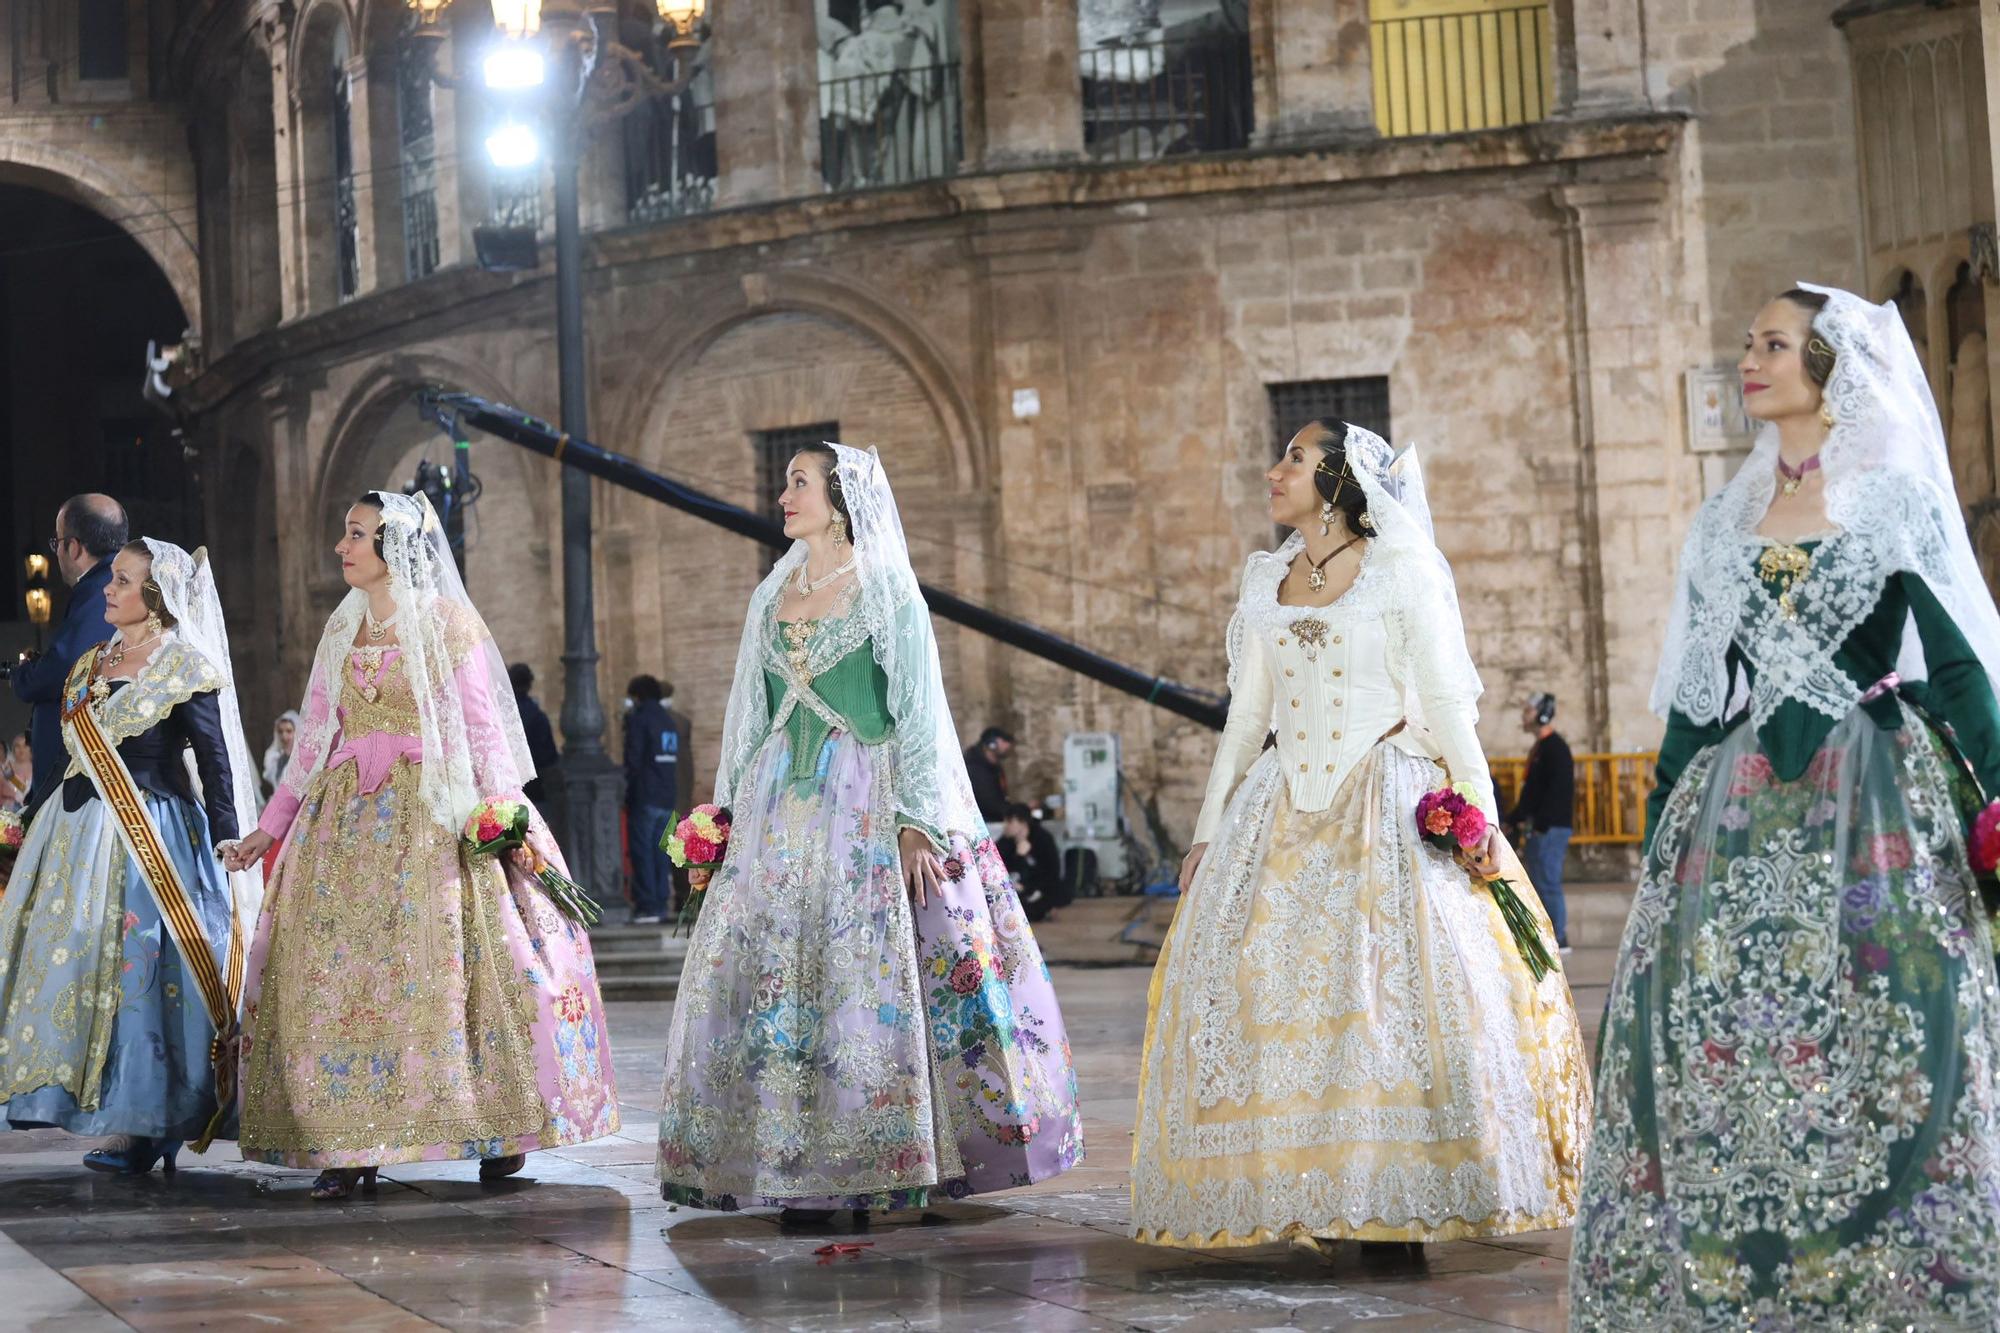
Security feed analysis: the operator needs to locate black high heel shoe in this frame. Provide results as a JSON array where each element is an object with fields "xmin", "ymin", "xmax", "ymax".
[{"xmin": 479, "ymin": 1153, "xmax": 526, "ymax": 1180}]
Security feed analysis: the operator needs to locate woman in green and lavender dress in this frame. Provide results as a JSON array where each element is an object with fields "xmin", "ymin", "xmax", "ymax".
[
  {"xmin": 1570, "ymin": 285, "xmax": 2000, "ymax": 1328},
  {"xmin": 656, "ymin": 443, "xmax": 1082, "ymax": 1223}
]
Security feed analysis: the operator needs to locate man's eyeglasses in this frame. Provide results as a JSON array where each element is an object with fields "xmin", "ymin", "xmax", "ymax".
[{"xmin": 46, "ymin": 534, "xmax": 72, "ymax": 553}]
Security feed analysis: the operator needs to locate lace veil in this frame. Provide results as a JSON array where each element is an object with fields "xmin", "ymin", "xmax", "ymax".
[
  {"xmin": 1651, "ymin": 282, "xmax": 2000, "ymax": 724},
  {"xmin": 280, "ymin": 492, "xmax": 534, "ymax": 834},
  {"xmin": 142, "ymin": 539, "xmax": 266, "ymax": 930},
  {"xmin": 713, "ymin": 444, "xmax": 986, "ymax": 841},
  {"xmin": 1225, "ymin": 424, "xmax": 1484, "ymax": 717}
]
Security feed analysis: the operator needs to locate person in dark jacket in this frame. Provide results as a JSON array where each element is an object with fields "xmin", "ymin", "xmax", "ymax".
[
  {"xmin": 963, "ymin": 726, "xmax": 1014, "ymax": 823},
  {"xmin": 10, "ymin": 494, "xmax": 124, "ymax": 815},
  {"xmin": 999, "ymin": 803, "xmax": 1066, "ymax": 923},
  {"xmin": 509, "ymin": 663, "xmax": 561, "ymax": 804},
  {"xmin": 1507, "ymin": 692, "xmax": 1574, "ymax": 950},
  {"xmin": 624, "ymin": 674, "xmax": 692, "ymax": 924}
]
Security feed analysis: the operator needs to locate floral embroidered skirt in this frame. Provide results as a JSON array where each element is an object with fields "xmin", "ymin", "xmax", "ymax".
[
  {"xmin": 1130, "ymin": 744, "xmax": 1590, "ymax": 1248},
  {"xmin": 657, "ymin": 729, "xmax": 1083, "ymax": 1210},
  {"xmin": 1570, "ymin": 705, "xmax": 2000, "ymax": 1330},
  {"xmin": 0, "ymin": 791, "xmax": 235, "ymax": 1140},
  {"xmin": 238, "ymin": 756, "xmax": 619, "ymax": 1169}
]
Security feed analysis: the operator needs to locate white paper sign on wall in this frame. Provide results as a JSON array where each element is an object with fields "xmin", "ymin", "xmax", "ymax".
[{"xmin": 1012, "ymin": 388, "xmax": 1042, "ymax": 421}]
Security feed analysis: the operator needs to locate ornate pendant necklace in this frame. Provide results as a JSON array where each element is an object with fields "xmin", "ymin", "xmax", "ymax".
[
  {"xmin": 364, "ymin": 606, "xmax": 399, "ymax": 642},
  {"xmin": 100, "ymin": 630, "xmax": 160, "ymax": 673},
  {"xmin": 1303, "ymin": 535, "xmax": 1364, "ymax": 593},
  {"xmin": 796, "ymin": 555, "xmax": 857, "ymax": 597},
  {"xmin": 1777, "ymin": 452, "xmax": 1822, "ymax": 497}
]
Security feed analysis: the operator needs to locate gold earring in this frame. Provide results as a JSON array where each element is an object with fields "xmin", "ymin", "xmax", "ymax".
[
  {"xmin": 1819, "ymin": 403, "xmax": 1835, "ymax": 430},
  {"xmin": 144, "ymin": 612, "xmax": 163, "ymax": 638},
  {"xmin": 1318, "ymin": 501, "xmax": 1335, "ymax": 537},
  {"xmin": 830, "ymin": 512, "xmax": 848, "ymax": 547}
]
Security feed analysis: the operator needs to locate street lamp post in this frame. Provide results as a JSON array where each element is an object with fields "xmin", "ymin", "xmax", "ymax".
[
  {"xmin": 405, "ymin": 0, "xmax": 706, "ymax": 913},
  {"xmin": 22, "ymin": 553, "xmax": 50, "ymax": 653}
]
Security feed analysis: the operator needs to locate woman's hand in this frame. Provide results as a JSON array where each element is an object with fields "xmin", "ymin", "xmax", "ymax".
[
  {"xmin": 900, "ymin": 827, "xmax": 943, "ymax": 908},
  {"xmin": 507, "ymin": 845, "xmax": 542, "ymax": 874},
  {"xmin": 225, "ymin": 830, "xmax": 275, "ymax": 871},
  {"xmin": 688, "ymin": 866, "xmax": 714, "ymax": 891},
  {"xmin": 1464, "ymin": 826, "xmax": 1505, "ymax": 880},
  {"xmin": 1179, "ymin": 842, "xmax": 1208, "ymax": 895}
]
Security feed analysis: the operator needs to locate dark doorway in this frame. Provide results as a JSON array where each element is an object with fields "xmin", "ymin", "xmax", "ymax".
[{"xmin": 0, "ymin": 183, "xmax": 192, "ymax": 695}]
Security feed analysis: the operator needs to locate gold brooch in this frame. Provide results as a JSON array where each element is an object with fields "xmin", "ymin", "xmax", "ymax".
[
  {"xmin": 1290, "ymin": 618, "xmax": 1330, "ymax": 661},
  {"xmin": 1757, "ymin": 543, "xmax": 1812, "ymax": 619}
]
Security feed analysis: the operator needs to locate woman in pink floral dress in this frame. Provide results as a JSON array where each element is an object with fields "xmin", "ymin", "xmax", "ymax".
[{"xmin": 228, "ymin": 492, "xmax": 618, "ymax": 1199}]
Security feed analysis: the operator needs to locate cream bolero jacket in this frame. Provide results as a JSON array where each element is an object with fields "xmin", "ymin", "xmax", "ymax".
[{"xmin": 1191, "ymin": 543, "xmax": 1496, "ymax": 847}]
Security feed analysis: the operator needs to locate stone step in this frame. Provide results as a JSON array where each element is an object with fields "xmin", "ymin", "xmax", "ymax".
[
  {"xmin": 599, "ymin": 974, "xmax": 679, "ymax": 1002},
  {"xmin": 593, "ymin": 942, "xmax": 691, "ymax": 978},
  {"xmin": 1562, "ymin": 879, "xmax": 1636, "ymax": 949}
]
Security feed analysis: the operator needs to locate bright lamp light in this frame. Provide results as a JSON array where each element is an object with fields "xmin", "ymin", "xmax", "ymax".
[
  {"xmin": 491, "ymin": 0, "xmax": 542, "ymax": 38},
  {"xmin": 483, "ymin": 43, "xmax": 546, "ymax": 89},
  {"xmin": 656, "ymin": 0, "xmax": 706, "ymax": 30},
  {"xmin": 486, "ymin": 122, "xmax": 543, "ymax": 169}
]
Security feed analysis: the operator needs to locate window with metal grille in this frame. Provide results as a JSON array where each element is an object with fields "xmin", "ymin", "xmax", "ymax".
[
  {"xmin": 754, "ymin": 423, "xmax": 839, "ymax": 569},
  {"xmin": 1267, "ymin": 378, "xmax": 1392, "ymax": 452}
]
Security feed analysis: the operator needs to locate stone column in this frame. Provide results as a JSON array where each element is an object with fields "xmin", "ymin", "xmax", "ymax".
[
  {"xmin": 1551, "ymin": 176, "xmax": 1679, "ymax": 751},
  {"xmin": 1251, "ymin": 0, "xmax": 1372, "ymax": 143},
  {"xmin": 345, "ymin": 53, "xmax": 398, "ymax": 294},
  {"xmin": 265, "ymin": 11, "xmax": 310, "ymax": 324},
  {"xmin": 1552, "ymin": 0, "xmax": 1650, "ymax": 118},
  {"xmin": 712, "ymin": 0, "xmax": 821, "ymax": 205},
  {"xmin": 972, "ymin": 0, "xmax": 1083, "ymax": 168}
]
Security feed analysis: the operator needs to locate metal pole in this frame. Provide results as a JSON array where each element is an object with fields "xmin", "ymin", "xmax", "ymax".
[{"xmin": 548, "ymin": 35, "xmax": 624, "ymax": 914}]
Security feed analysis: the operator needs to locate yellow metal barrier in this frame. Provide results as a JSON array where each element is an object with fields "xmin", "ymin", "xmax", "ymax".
[
  {"xmin": 1370, "ymin": 0, "xmax": 1554, "ymax": 137},
  {"xmin": 1489, "ymin": 752, "xmax": 1658, "ymax": 846}
]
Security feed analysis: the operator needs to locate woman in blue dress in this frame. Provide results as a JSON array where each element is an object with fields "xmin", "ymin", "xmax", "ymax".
[{"xmin": 0, "ymin": 539, "xmax": 261, "ymax": 1174}]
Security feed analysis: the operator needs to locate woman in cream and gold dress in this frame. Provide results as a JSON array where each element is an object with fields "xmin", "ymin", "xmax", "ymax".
[{"xmin": 1130, "ymin": 420, "xmax": 1590, "ymax": 1251}]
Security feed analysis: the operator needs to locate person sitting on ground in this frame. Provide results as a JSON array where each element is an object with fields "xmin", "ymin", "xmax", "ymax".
[{"xmin": 999, "ymin": 802, "xmax": 1064, "ymax": 923}]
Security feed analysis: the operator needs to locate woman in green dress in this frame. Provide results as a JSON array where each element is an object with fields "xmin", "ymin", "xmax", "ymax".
[{"xmin": 1569, "ymin": 285, "xmax": 2000, "ymax": 1328}]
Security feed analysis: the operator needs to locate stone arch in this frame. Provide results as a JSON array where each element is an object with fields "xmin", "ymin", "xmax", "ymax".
[
  {"xmin": 607, "ymin": 267, "xmax": 985, "ymax": 491},
  {"xmin": 0, "ymin": 144, "xmax": 199, "ymax": 329},
  {"xmin": 294, "ymin": 0, "xmax": 358, "ymax": 310}
]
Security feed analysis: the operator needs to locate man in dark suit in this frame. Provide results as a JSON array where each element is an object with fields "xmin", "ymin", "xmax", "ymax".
[{"xmin": 10, "ymin": 494, "xmax": 125, "ymax": 814}]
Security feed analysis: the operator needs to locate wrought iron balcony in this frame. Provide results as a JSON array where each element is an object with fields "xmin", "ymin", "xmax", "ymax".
[
  {"xmin": 1079, "ymin": 35, "xmax": 1253, "ymax": 163},
  {"xmin": 819, "ymin": 61, "xmax": 963, "ymax": 192}
]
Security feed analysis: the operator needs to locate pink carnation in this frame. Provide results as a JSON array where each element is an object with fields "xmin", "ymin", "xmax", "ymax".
[
  {"xmin": 1452, "ymin": 805, "xmax": 1488, "ymax": 849},
  {"xmin": 1972, "ymin": 801, "xmax": 2000, "ymax": 875},
  {"xmin": 476, "ymin": 816, "xmax": 505, "ymax": 844},
  {"xmin": 683, "ymin": 834, "xmax": 719, "ymax": 865}
]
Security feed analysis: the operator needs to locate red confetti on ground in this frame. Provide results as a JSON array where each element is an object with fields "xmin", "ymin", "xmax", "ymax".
[{"xmin": 813, "ymin": 1242, "xmax": 875, "ymax": 1264}]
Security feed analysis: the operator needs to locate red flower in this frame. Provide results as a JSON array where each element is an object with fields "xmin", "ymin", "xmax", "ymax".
[
  {"xmin": 1451, "ymin": 805, "xmax": 1487, "ymax": 850},
  {"xmin": 942, "ymin": 856, "xmax": 966, "ymax": 882},
  {"xmin": 684, "ymin": 835, "xmax": 719, "ymax": 865},
  {"xmin": 1728, "ymin": 754, "xmax": 1775, "ymax": 797},
  {"xmin": 947, "ymin": 957, "xmax": 984, "ymax": 995},
  {"xmin": 1866, "ymin": 833, "xmax": 1914, "ymax": 873},
  {"xmin": 476, "ymin": 816, "xmax": 505, "ymax": 843},
  {"xmin": 556, "ymin": 984, "xmax": 588, "ymax": 1025},
  {"xmin": 1972, "ymin": 801, "xmax": 2000, "ymax": 875}
]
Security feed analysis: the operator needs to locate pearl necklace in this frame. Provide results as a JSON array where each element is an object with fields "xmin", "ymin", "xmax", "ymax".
[
  {"xmin": 795, "ymin": 555, "xmax": 856, "ymax": 597},
  {"xmin": 365, "ymin": 606, "xmax": 399, "ymax": 642}
]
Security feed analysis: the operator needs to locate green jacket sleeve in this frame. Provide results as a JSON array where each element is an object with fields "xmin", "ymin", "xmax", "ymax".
[
  {"xmin": 1903, "ymin": 571, "xmax": 2000, "ymax": 801},
  {"xmin": 1644, "ymin": 705, "xmax": 1730, "ymax": 858}
]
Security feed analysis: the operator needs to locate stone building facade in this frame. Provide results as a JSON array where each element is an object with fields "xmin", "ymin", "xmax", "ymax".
[{"xmin": 0, "ymin": 0, "xmax": 1984, "ymax": 844}]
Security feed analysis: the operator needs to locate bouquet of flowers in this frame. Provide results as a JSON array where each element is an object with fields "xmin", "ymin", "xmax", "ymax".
[
  {"xmin": 463, "ymin": 799, "xmax": 601, "ymax": 926},
  {"xmin": 0, "ymin": 809, "xmax": 22, "ymax": 891},
  {"xmin": 1415, "ymin": 782, "xmax": 1557, "ymax": 983},
  {"xmin": 1969, "ymin": 801, "xmax": 2000, "ymax": 907},
  {"xmin": 662, "ymin": 804, "xmax": 731, "ymax": 934}
]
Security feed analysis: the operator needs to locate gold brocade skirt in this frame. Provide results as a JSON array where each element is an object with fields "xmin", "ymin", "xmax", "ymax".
[{"xmin": 1130, "ymin": 744, "xmax": 1591, "ymax": 1248}]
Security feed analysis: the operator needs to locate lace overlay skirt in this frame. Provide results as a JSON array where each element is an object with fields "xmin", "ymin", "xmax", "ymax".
[
  {"xmin": 1570, "ymin": 706, "xmax": 2000, "ymax": 1330},
  {"xmin": 1131, "ymin": 744, "xmax": 1590, "ymax": 1247},
  {"xmin": 657, "ymin": 727, "xmax": 1083, "ymax": 1210}
]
